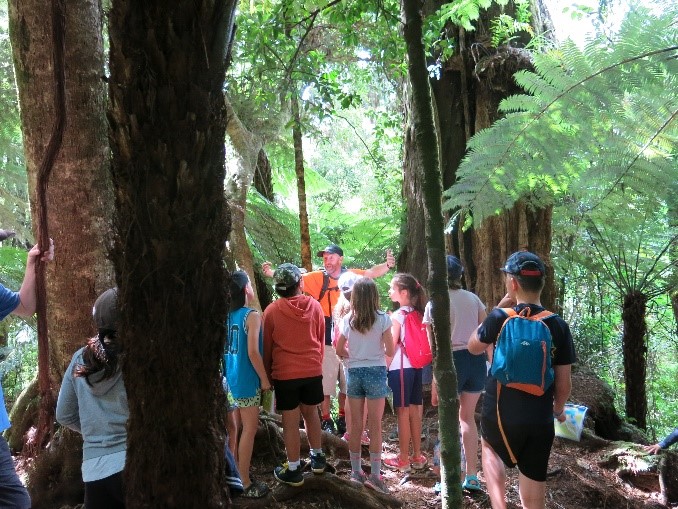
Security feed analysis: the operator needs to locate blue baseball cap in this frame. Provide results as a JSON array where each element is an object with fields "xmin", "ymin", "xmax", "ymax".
[
  {"xmin": 316, "ymin": 244, "xmax": 343, "ymax": 257},
  {"xmin": 446, "ymin": 255, "xmax": 463, "ymax": 280},
  {"xmin": 501, "ymin": 251, "xmax": 545, "ymax": 278}
]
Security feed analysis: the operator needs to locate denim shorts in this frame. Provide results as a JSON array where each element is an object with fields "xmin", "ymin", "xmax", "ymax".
[{"xmin": 346, "ymin": 366, "xmax": 389, "ymax": 399}]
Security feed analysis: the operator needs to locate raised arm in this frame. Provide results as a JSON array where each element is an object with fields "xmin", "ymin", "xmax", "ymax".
[
  {"xmin": 363, "ymin": 249, "xmax": 395, "ymax": 279},
  {"xmin": 14, "ymin": 239, "xmax": 55, "ymax": 317}
]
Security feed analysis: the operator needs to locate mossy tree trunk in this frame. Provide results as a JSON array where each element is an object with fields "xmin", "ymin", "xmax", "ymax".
[
  {"xmin": 290, "ymin": 91, "xmax": 313, "ymax": 271},
  {"xmin": 622, "ymin": 290, "xmax": 648, "ymax": 429},
  {"xmin": 401, "ymin": 0, "xmax": 462, "ymax": 507},
  {"xmin": 107, "ymin": 1, "xmax": 238, "ymax": 507}
]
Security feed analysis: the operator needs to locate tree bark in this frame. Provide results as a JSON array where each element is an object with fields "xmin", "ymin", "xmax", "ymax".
[
  {"xmin": 622, "ymin": 290, "xmax": 648, "ymax": 429},
  {"xmin": 401, "ymin": 1, "xmax": 462, "ymax": 507},
  {"xmin": 290, "ymin": 92, "xmax": 312, "ymax": 271},
  {"xmin": 225, "ymin": 94, "xmax": 263, "ymax": 310},
  {"xmin": 8, "ymin": 0, "xmax": 112, "ymax": 476},
  {"xmin": 9, "ymin": 0, "xmax": 113, "ymax": 380},
  {"xmin": 401, "ymin": 1, "xmax": 556, "ymax": 311},
  {"xmin": 108, "ymin": 1, "xmax": 238, "ymax": 506}
]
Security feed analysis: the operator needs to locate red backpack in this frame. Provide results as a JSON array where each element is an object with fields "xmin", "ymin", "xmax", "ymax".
[{"xmin": 400, "ymin": 309, "xmax": 432, "ymax": 369}]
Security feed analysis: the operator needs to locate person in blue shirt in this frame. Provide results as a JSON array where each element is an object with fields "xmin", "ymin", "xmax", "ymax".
[
  {"xmin": 0, "ymin": 239, "xmax": 54, "ymax": 509},
  {"xmin": 224, "ymin": 270, "xmax": 271, "ymax": 498},
  {"xmin": 644, "ymin": 427, "xmax": 678, "ymax": 454}
]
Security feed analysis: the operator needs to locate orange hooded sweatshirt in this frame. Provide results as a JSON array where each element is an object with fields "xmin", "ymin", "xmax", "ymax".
[{"xmin": 263, "ymin": 294, "xmax": 325, "ymax": 381}]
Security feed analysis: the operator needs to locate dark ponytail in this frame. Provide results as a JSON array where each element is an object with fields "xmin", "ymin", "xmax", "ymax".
[{"xmin": 74, "ymin": 329, "xmax": 122, "ymax": 385}]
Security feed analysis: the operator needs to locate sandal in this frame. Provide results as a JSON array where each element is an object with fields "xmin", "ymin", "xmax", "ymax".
[
  {"xmin": 241, "ymin": 480, "xmax": 270, "ymax": 498},
  {"xmin": 462, "ymin": 474, "xmax": 482, "ymax": 492}
]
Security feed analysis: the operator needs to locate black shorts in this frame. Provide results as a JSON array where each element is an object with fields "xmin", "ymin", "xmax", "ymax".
[
  {"xmin": 273, "ymin": 376, "xmax": 324, "ymax": 411},
  {"xmin": 481, "ymin": 416, "xmax": 554, "ymax": 482}
]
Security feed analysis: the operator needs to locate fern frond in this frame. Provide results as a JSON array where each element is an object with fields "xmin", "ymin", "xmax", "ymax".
[{"xmin": 445, "ymin": 2, "xmax": 678, "ymax": 225}]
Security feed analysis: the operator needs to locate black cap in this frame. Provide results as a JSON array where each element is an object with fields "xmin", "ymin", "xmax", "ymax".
[
  {"xmin": 93, "ymin": 288, "xmax": 118, "ymax": 331},
  {"xmin": 316, "ymin": 244, "xmax": 343, "ymax": 257},
  {"xmin": 446, "ymin": 255, "xmax": 463, "ymax": 280},
  {"xmin": 230, "ymin": 270, "xmax": 249, "ymax": 291},
  {"xmin": 501, "ymin": 251, "xmax": 545, "ymax": 278}
]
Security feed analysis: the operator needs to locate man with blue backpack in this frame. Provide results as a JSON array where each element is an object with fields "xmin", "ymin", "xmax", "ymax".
[{"xmin": 468, "ymin": 251, "xmax": 576, "ymax": 509}]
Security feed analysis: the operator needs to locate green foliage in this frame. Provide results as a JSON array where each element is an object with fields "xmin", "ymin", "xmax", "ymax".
[
  {"xmin": 0, "ymin": 248, "xmax": 35, "ymax": 410},
  {"xmin": 0, "ymin": 4, "xmax": 30, "ymax": 242},
  {"xmin": 0, "ymin": 246, "xmax": 27, "ymax": 290},
  {"xmin": 0, "ymin": 321, "xmax": 37, "ymax": 410},
  {"xmin": 444, "ymin": 2, "xmax": 678, "ymax": 226},
  {"xmin": 490, "ymin": 0, "xmax": 532, "ymax": 47},
  {"xmin": 244, "ymin": 183, "xmax": 400, "ymax": 303},
  {"xmin": 424, "ymin": 0, "xmax": 533, "ymax": 64}
]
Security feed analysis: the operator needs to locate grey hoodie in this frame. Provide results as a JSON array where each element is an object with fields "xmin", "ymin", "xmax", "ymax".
[{"xmin": 56, "ymin": 346, "xmax": 128, "ymax": 461}]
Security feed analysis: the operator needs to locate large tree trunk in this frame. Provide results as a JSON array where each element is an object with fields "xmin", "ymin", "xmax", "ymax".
[
  {"xmin": 401, "ymin": 1, "xmax": 556, "ymax": 310},
  {"xmin": 622, "ymin": 290, "xmax": 648, "ymax": 429},
  {"xmin": 108, "ymin": 1, "xmax": 238, "ymax": 507},
  {"xmin": 8, "ymin": 0, "xmax": 112, "ymax": 469},
  {"xmin": 9, "ymin": 0, "xmax": 113, "ymax": 379},
  {"xmin": 401, "ymin": 1, "xmax": 462, "ymax": 506}
]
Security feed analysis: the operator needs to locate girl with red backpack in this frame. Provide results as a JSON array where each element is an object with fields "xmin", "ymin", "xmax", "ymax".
[{"xmin": 385, "ymin": 273, "xmax": 429, "ymax": 472}]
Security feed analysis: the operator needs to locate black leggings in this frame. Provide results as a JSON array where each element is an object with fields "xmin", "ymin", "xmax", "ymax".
[{"xmin": 85, "ymin": 472, "xmax": 124, "ymax": 509}]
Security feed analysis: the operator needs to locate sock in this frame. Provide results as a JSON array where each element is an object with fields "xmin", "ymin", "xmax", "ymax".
[
  {"xmin": 287, "ymin": 459, "xmax": 300, "ymax": 471},
  {"xmin": 322, "ymin": 413, "xmax": 331, "ymax": 421},
  {"xmin": 370, "ymin": 452, "xmax": 381, "ymax": 476},
  {"xmin": 350, "ymin": 451, "xmax": 361, "ymax": 473},
  {"xmin": 311, "ymin": 448, "xmax": 323, "ymax": 456},
  {"xmin": 338, "ymin": 409, "xmax": 345, "ymax": 417}
]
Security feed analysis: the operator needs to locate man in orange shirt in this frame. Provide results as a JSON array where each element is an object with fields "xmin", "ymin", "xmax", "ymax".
[
  {"xmin": 263, "ymin": 245, "xmax": 395, "ymax": 435},
  {"xmin": 263, "ymin": 263, "xmax": 326, "ymax": 486}
]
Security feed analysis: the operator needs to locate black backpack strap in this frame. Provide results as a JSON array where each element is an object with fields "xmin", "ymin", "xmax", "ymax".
[{"xmin": 318, "ymin": 270, "xmax": 331, "ymax": 301}]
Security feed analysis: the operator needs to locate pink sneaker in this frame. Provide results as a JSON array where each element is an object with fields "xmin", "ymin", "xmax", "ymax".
[
  {"xmin": 341, "ymin": 432, "xmax": 350, "ymax": 442},
  {"xmin": 384, "ymin": 455, "xmax": 411, "ymax": 472},
  {"xmin": 360, "ymin": 431, "xmax": 370, "ymax": 446},
  {"xmin": 410, "ymin": 454, "xmax": 427, "ymax": 470}
]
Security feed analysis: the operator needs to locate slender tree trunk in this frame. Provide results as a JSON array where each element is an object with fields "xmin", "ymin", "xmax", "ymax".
[
  {"xmin": 622, "ymin": 290, "xmax": 648, "ymax": 429},
  {"xmin": 108, "ymin": 1, "xmax": 238, "ymax": 506},
  {"xmin": 291, "ymin": 92, "xmax": 312, "ymax": 271},
  {"xmin": 401, "ymin": 1, "xmax": 462, "ymax": 507}
]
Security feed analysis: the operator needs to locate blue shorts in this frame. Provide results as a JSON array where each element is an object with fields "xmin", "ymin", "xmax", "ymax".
[
  {"xmin": 388, "ymin": 367, "xmax": 423, "ymax": 408},
  {"xmin": 421, "ymin": 363, "xmax": 433, "ymax": 385},
  {"xmin": 346, "ymin": 366, "xmax": 389, "ymax": 399},
  {"xmin": 453, "ymin": 349, "xmax": 487, "ymax": 393}
]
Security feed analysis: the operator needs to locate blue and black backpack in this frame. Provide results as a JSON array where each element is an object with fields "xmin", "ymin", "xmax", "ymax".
[{"xmin": 491, "ymin": 307, "xmax": 555, "ymax": 396}]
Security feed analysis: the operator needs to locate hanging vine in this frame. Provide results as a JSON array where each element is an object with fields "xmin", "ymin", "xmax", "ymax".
[{"xmin": 33, "ymin": 0, "xmax": 66, "ymax": 452}]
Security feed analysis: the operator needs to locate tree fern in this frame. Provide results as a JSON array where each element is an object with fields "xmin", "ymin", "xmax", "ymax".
[{"xmin": 444, "ymin": 2, "xmax": 678, "ymax": 225}]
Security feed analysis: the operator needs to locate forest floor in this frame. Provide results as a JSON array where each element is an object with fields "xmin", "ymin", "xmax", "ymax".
[{"xmin": 241, "ymin": 391, "xmax": 676, "ymax": 509}]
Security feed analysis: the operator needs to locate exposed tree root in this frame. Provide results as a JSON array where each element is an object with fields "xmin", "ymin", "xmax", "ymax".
[{"xmin": 232, "ymin": 472, "xmax": 402, "ymax": 508}]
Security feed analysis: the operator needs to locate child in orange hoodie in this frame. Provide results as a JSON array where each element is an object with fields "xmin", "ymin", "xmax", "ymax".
[{"xmin": 263, "ymin": 263, "xmax": 327, "ymax": 486}]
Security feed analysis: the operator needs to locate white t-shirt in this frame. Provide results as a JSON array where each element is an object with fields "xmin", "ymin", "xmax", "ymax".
[
  {"xmin": 388, "ymin": 306, "xmax": 414, "ymax": 371},
  {"xmin": 339, "ymin": 311, "xmax": 391, "ymax": 369},
  {"xmin": 423, "ymin": 289, "xmax": 486, "ymax": 351}
]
